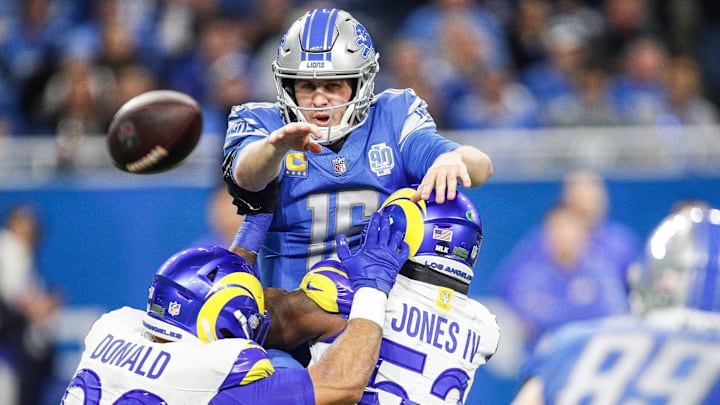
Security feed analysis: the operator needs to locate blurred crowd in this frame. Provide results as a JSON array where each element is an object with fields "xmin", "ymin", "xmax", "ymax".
[
  {"xmin": 1, "ymin": 0, "xmax": 719, "ymax": 143},
  {"xmin": 493, "ymin": 169, "xmax": 640, "ymax": 351}
]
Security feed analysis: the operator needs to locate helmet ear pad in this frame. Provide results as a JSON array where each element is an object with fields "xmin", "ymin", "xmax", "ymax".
[
  {"xmin": 281, "ymin": 79, "xmax": 296, "ymax": 103},
  {"xmin": 348, "ymin": 78, "xmax": 358, "ymax": 99}
]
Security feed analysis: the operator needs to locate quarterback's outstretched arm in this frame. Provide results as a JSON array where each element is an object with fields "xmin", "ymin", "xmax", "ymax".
[{"xmin": 233, "ymin": 122, "xmax": 325, "ymax": 191}]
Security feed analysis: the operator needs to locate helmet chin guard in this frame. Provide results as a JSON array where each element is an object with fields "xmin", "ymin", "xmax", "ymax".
[{"xmin": 273, "ymin": 8, "xmax": 379, "ymax": 145}]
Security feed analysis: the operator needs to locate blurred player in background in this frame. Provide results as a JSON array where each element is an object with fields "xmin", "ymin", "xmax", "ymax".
[
  {"xmin": 0, "ymin": 204, "xmax": 61, "ymax": 405},
  {"xmin": 511, "ymin": 203, "xmax": 720, "ymax": 405},
  {"xmin": 191, "ymin": 184, "xmax": 246, "ymax": 248},
  {"xmin": 256, "ymin": 186, "xmax": 500, "ymax": 404},
  {"xmin": 62, "ymin": 211, "xmax": 409, "ymax": 405},
  {"xmin": 222, "ymin": 7, "xmax": 493, "ymax": 290},
  {"xmin": 493, "ymin": 169, "xmax": 638, "ymax": 353},
  {"xmin": 497, "ymin": 204, "xmax": 629, "ymax": 349},
  {"xmin": 560, "ymin": 169, "xmax": 641, "ymax": 286}
]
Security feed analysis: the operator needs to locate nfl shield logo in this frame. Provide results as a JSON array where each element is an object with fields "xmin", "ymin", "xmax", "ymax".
[
  {"xmin": 332, "ymin": 157, "xmax": 347, "ymax": 174},
  {"xmin": 168, "ymin": 302, "xmax": 181, "ymax": 316}
]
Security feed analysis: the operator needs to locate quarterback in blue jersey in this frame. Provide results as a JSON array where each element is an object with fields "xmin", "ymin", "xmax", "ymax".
[
  {"xmin": 511, "ymin": 204, "xmax": 720, "ymax": 405},
  {"xmin": 62, "ymin": 211, "xmax": 409, "ymax": 405},
  {"xmin": 222, "ymin": 8, "xmax": 493, "ymax": 290}
]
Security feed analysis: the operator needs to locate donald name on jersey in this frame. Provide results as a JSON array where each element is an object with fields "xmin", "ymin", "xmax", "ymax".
[{"xmin": 87, "ymin": 333, "xmax": 171, "ymax": 379}]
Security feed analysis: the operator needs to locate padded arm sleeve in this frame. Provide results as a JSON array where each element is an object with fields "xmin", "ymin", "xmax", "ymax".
[
  {"xmin": 222, "ymin": 148, "xmax": 280, "ymax": 215},
  {"xmin": 300, "ymin": 259, "xmax": 355, "ymax": 319}
]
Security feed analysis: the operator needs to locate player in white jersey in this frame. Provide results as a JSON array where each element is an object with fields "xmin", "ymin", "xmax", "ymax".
[
  {"xmin": 511, "ymin": 204, "xmax": 720, "ymax": 405},
  {"xmin": 61, "ymin": 210, "xmax": 410, "ymax": 405},
  {"xmin": 221, "ymin": 7, "xmax": 493, "ymax": 291},
  {"xmin": 261, "ymin": 187, "xmax": 501, "ymax": 404}
]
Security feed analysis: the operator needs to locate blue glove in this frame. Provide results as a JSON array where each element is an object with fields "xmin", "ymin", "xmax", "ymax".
[{"xmin": 336, "ymin": 211, "xmax": 409, "ymax": 295}]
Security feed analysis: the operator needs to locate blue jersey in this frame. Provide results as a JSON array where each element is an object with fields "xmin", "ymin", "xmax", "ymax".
[
  {"xmin": 224, "ymin": 89, "xmax": 460, "ymax": 289},
  {"xmin": 519, "ymin": 308, "xmax": 720, "ymax": 405},
  {"xmin": 62, "ymin": 307, "xmax": 315, "ymax": 405}
]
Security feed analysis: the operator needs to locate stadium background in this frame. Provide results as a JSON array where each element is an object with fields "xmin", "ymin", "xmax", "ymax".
[
  {"xmin": 2, "ymin": 0, "xmax": 720, "ymax": 404},
  {"xmin": 4, "ymin": 129, "xmax": 720, "ymax": 404}
]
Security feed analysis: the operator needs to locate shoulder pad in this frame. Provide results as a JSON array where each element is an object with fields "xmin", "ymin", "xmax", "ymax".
[{"xmin": 220, "ymin": 342, "xmax": 275, "ymax": 388}]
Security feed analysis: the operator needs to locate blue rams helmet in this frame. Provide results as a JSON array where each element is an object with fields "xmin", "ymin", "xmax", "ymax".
[
  {"xmin": 273, "ymin": 8, "xmax": 379, "ymax": 145},
  {"xmin": 629, "ymin": 205, "xmax": 720, "ymax": 313},
  {"xmin": 144, "ymin": 245, "xmax": 270, "ymax": 344},
  {"xmin": 379, "ymin": 187, "xmax": 483, "ymax": 285}
]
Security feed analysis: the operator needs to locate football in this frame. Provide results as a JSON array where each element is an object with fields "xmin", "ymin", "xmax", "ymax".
[{"xmin": 107, "ymin": 90, "xmax": 203, "ymax": 174}]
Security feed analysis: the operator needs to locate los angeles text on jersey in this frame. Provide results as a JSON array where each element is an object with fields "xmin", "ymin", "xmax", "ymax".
[
  {"xmin": 389, "ymin": 303, "xmax": 482, "ymax": 362},
  {"xmin": 89, "ymin": 333, "xmax": 171, "ymax": 378}
]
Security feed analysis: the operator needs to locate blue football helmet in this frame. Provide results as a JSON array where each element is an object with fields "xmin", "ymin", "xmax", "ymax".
[
  {"xmin": 379, "ymin": 187, "xmax": 483, "ymax": 285},
  {"xmin": 629, "ymin": 205, "xmax": 720, "ymax": 312},
  {"xmin": 273, "ymin": 8, "xmax": 379, "ymax": 145},
  {"xmin": 144, "ymin": 245, "xmax": 270, "ymax": 344}
]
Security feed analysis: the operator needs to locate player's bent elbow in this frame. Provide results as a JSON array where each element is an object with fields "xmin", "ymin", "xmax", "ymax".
[{"xmin": 232, "ymin": 172, "xmax": 264, "ymax": 192}]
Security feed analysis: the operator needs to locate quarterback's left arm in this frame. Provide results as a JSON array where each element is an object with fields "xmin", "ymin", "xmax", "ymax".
[{"xmin": 413, "ymin": 145, "xmax": 493, "ymax": 203}]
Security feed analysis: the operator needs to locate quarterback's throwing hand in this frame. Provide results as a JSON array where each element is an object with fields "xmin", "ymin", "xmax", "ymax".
[{"xmin": 268, "ymin": 122, "xmax": 325, "ymax": 154}]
